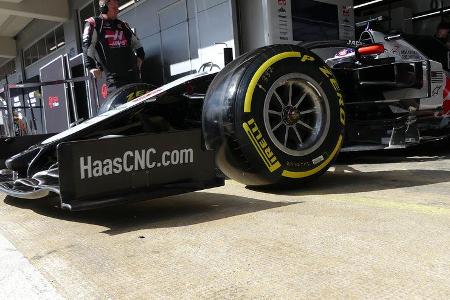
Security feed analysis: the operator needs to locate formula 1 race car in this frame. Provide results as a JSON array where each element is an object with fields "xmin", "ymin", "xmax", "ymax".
[{"xmin": 1, "ymin": 27, "xmax": 449, "ymax": 210}]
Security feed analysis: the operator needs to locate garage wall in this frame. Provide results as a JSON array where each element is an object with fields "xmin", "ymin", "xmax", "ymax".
[
  {"xmin": 14, "ymin": 20, "xmax": 60, "ymax": 81},
  {"xmin": 238, "ymin": 0, "xmax": 266, "ymax": 53},
  {"xmin": 120, "ymin": 0, "xmax": 238, "ymax": 84},
  {"xmin": 404, "ymin": 0, "xmax": 450, "ymax": 13},
  {"xmin": 15, "ymin": 0, "xmax": 90, "ymax": 80},
  {"xmin": 408, "ymin": 0, "xmax": 450, "ymax": 36},
  {"xmin": 239, "ymin": 0, "xmax": 354, "ymax": 53},
  {"xmin": 13, "ymin": 0, "xmax": 238, "ymax": 86},
  {"xmin": 314, "ymin": 0, "xmax": 354, "ymax": 40},
  {"xmin": 356, "ymin": 4, "xmax": 413, "ymax": 34},
  {"xmin": 356, "ymin": 0, "xmax": 450, "ymax": 36}
]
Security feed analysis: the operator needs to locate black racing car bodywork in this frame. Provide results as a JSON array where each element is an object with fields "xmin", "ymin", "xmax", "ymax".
[
  {"xmin": 1, "ymin": 73, "xmax": 223, "ymax": 210},
  {"xmin": 1, "ymin": 29, "xmax": 449, "ymax": 210}
]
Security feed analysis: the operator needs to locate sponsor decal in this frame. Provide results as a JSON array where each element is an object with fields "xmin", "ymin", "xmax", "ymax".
[
  {"xmin": 342, "ymin": 6, "xmax": 351, "ymax": 17},
  {"xmin": 145, "ymin": 87, "xmax": 163, "ymax": 98},
  {"xmin": 431, "ymin": 71, "xmax": 444, "ymax": 83},
  {"xmin": 276, "ymin": 0, "xmax": 289, "ymax": 40},
  {"xmin": 48, "ymin": 96, "xmax": 60, "ymax": 109},
  {"xmin": 101, "ymin": 83, "xmax": 108, "ymax": 99},
  {"xmin": 261, "ymin": 67, "xmax": 274, "ymax": 83},
  {"xmin": 347, "ymin": 40, "xmax": 363, "ymax": 47},
  {"xmin": 243, "ymin": 118, "xmax": 281, "ymax": 173},
  {"xmin": 312, "ymin": 155, "xmax": 325, "ymax": 165},
  {"xmin": 390, "ymin": 45, "xmax": 421, "ymax": 60},
  {"xmin": 319, "ymin": 66, "xmax": 345, "ymax": 125},
  {"xmin": 126, "ymin": 90, "xmax": 147, "ymax": 102},
  {"xmin": 391, "ymin": 45, "xmax": 400, "ymax": 54},
  {"xmin": 443, "ymin": 76, "xmax": 450, "ymax": 114},
  {"xmin": 104, "ymin": 29, "xmax": 128, "ymax": 47},
  {"xmin": 336, "ymin": 48, "xmax": 355, "ymax": 57},
  {"xmin": 432, "ymin": 86, "xmax": 442, "ymax": 97},
  {"xmin": 80, "ymin": 147, "xmax": 194, "ymax": 179},
  {"xmin": 286, "ymin": 161, "xmax": 311, "ymax": 168}
]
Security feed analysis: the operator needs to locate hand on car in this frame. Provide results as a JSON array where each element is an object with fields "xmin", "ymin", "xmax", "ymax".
[{"xmin": 89, "ymin": 68, "xmax": 102, "ymax": 79}]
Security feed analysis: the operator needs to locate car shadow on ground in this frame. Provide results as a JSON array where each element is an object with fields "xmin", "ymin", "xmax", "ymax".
[
  {"xmin": 251, "ymin": 138, "xmax": 450, "ymax": 196},
  {"xmin": 254, "ymin": 168, "xmax": 450, "ymax": 196},
  {"xmin": 4, "ymin": 192, "xmax": 300, "ymax": 235},
  {"xmin": 3, "ymin": 139, "xmax": 450, "ymax": 234}
]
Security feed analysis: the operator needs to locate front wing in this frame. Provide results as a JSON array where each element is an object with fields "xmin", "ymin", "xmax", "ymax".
[{"xmin": 0, "ymin": 130, "xmax": 224, "ymax": 210}]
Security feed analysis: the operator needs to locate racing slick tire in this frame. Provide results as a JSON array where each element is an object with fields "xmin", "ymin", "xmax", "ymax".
[
  {"xmin": 97, "ymin": 83, "xmax": 154, "ymax": 115},
  {"xmin": 202, "ymin": 45, "xmax": 346, "ymax": 186}
]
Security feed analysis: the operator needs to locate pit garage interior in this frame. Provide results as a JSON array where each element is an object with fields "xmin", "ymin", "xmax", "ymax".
[{"xmin": 1, "ymin": 0, "xmax": 450, "ymax": 298}]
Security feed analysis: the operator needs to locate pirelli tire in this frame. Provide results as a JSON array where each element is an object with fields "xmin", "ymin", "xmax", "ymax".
[
  {"xmin": 97, "ymin": 83, "xmax": 154, "ymax": 115},
  {"xmin": 202, "ymin": 45, "xmax": 345, "ymax": 186}
]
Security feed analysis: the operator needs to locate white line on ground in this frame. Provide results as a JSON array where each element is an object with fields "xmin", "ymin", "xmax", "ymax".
[{"xmin": 0, "ymin": 233, "xmax": 63, "ymax": 300}]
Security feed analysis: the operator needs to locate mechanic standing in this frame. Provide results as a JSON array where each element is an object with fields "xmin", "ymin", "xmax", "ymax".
[
  {"xmin": 82, "ymin": 0, "xmax": 145, "ymax": 94},
  {"xmin": 434, "ymin": 21, "xmax": 450, "ymax": 48}
]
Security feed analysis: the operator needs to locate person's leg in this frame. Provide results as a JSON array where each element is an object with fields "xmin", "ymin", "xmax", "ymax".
[
  {"xmin": 106, "ymin": 74, "xmax": 123, "ymax": 95},
  {"xmin": 106, "ymin": 70, "xmax": 140, "ymax": 95},
  {"xmin": 122, "ymin": 69, "xmax": 141, "ymax": 86}
]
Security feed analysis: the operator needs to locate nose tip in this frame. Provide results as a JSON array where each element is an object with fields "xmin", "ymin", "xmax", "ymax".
[{"xmin": 6, "ymin": 148, "xmax": 39, "ymax": 175}]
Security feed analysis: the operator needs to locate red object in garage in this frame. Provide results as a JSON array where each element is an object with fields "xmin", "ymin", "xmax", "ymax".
[{"xmin": 101, "ymin": 83, "xmax": 108, "ymax": 99}]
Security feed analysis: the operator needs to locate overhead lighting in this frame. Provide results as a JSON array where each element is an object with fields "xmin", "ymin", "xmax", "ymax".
[
  {"xmin": 406, "ymin": 6, "xmax": 450, "ymax": 20},
  {"xmin": 119, "ymin": 0, "xmax": 135, "ymax": 11},
  {"xmin": 354, "ymin": 0, "xmax": 383, "ymax": 9},
  {"xmin": 57, "ymin": 42, "xmax": 65, "ymax": 47},
  {"xmin": 410, "ymin": 10, "xmax": 440, "ymax": 20},
  {"xmin": 49, "ymin": 46, "xmax": 57, "ymax": 51}
]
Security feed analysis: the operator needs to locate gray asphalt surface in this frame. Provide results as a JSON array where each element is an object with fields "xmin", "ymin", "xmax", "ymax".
[{"xmin": 1, "ymin": 139, "xmax": 450, "ymax": 299}]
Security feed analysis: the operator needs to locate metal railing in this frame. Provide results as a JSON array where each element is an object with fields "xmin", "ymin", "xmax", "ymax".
[{"xmin": 0, "ymin": 75, "xmax": 98, "ymax": 138}]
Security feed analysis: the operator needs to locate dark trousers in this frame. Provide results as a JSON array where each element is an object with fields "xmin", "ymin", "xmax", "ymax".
[{"xmin": 106, "ymin": 69, "xmax": 141, "ymax": 94}]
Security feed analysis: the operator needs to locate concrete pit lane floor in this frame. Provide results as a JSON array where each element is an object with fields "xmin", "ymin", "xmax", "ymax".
[{"xmin": 1, "ymin": 139, "xmax": 450, "ymax": 299}]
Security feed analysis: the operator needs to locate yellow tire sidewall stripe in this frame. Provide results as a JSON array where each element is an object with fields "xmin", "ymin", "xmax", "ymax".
[
  {"xmin": 282, "ymin": 135, "xmax": 343, "ymax": 179},
  {"xmin": 244, "ymin": 52, "xmax": 302, "ymax": 113}
]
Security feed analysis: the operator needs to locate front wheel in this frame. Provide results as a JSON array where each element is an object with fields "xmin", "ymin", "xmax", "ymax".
[
  {"xmin": 97, "ymin": 83, "xmax": 154, "ymax": 115},
  {"xmin": 203, "ymin": 45, "xmax": 346, "ymax": 186}
]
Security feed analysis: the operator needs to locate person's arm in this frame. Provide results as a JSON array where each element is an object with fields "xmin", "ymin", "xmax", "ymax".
[
  {"xmin": 82, "ymin": 18, "xmax": 102, "ymax": 79},
  {"xmin": 124, "ymin": 22, "xmax": 145, "ymax": 70}
]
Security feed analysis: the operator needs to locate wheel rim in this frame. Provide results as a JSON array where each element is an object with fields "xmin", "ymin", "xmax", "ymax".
[{"xmin": 263, "ymin": 73, "xmax": 331, "ymax": 157}]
